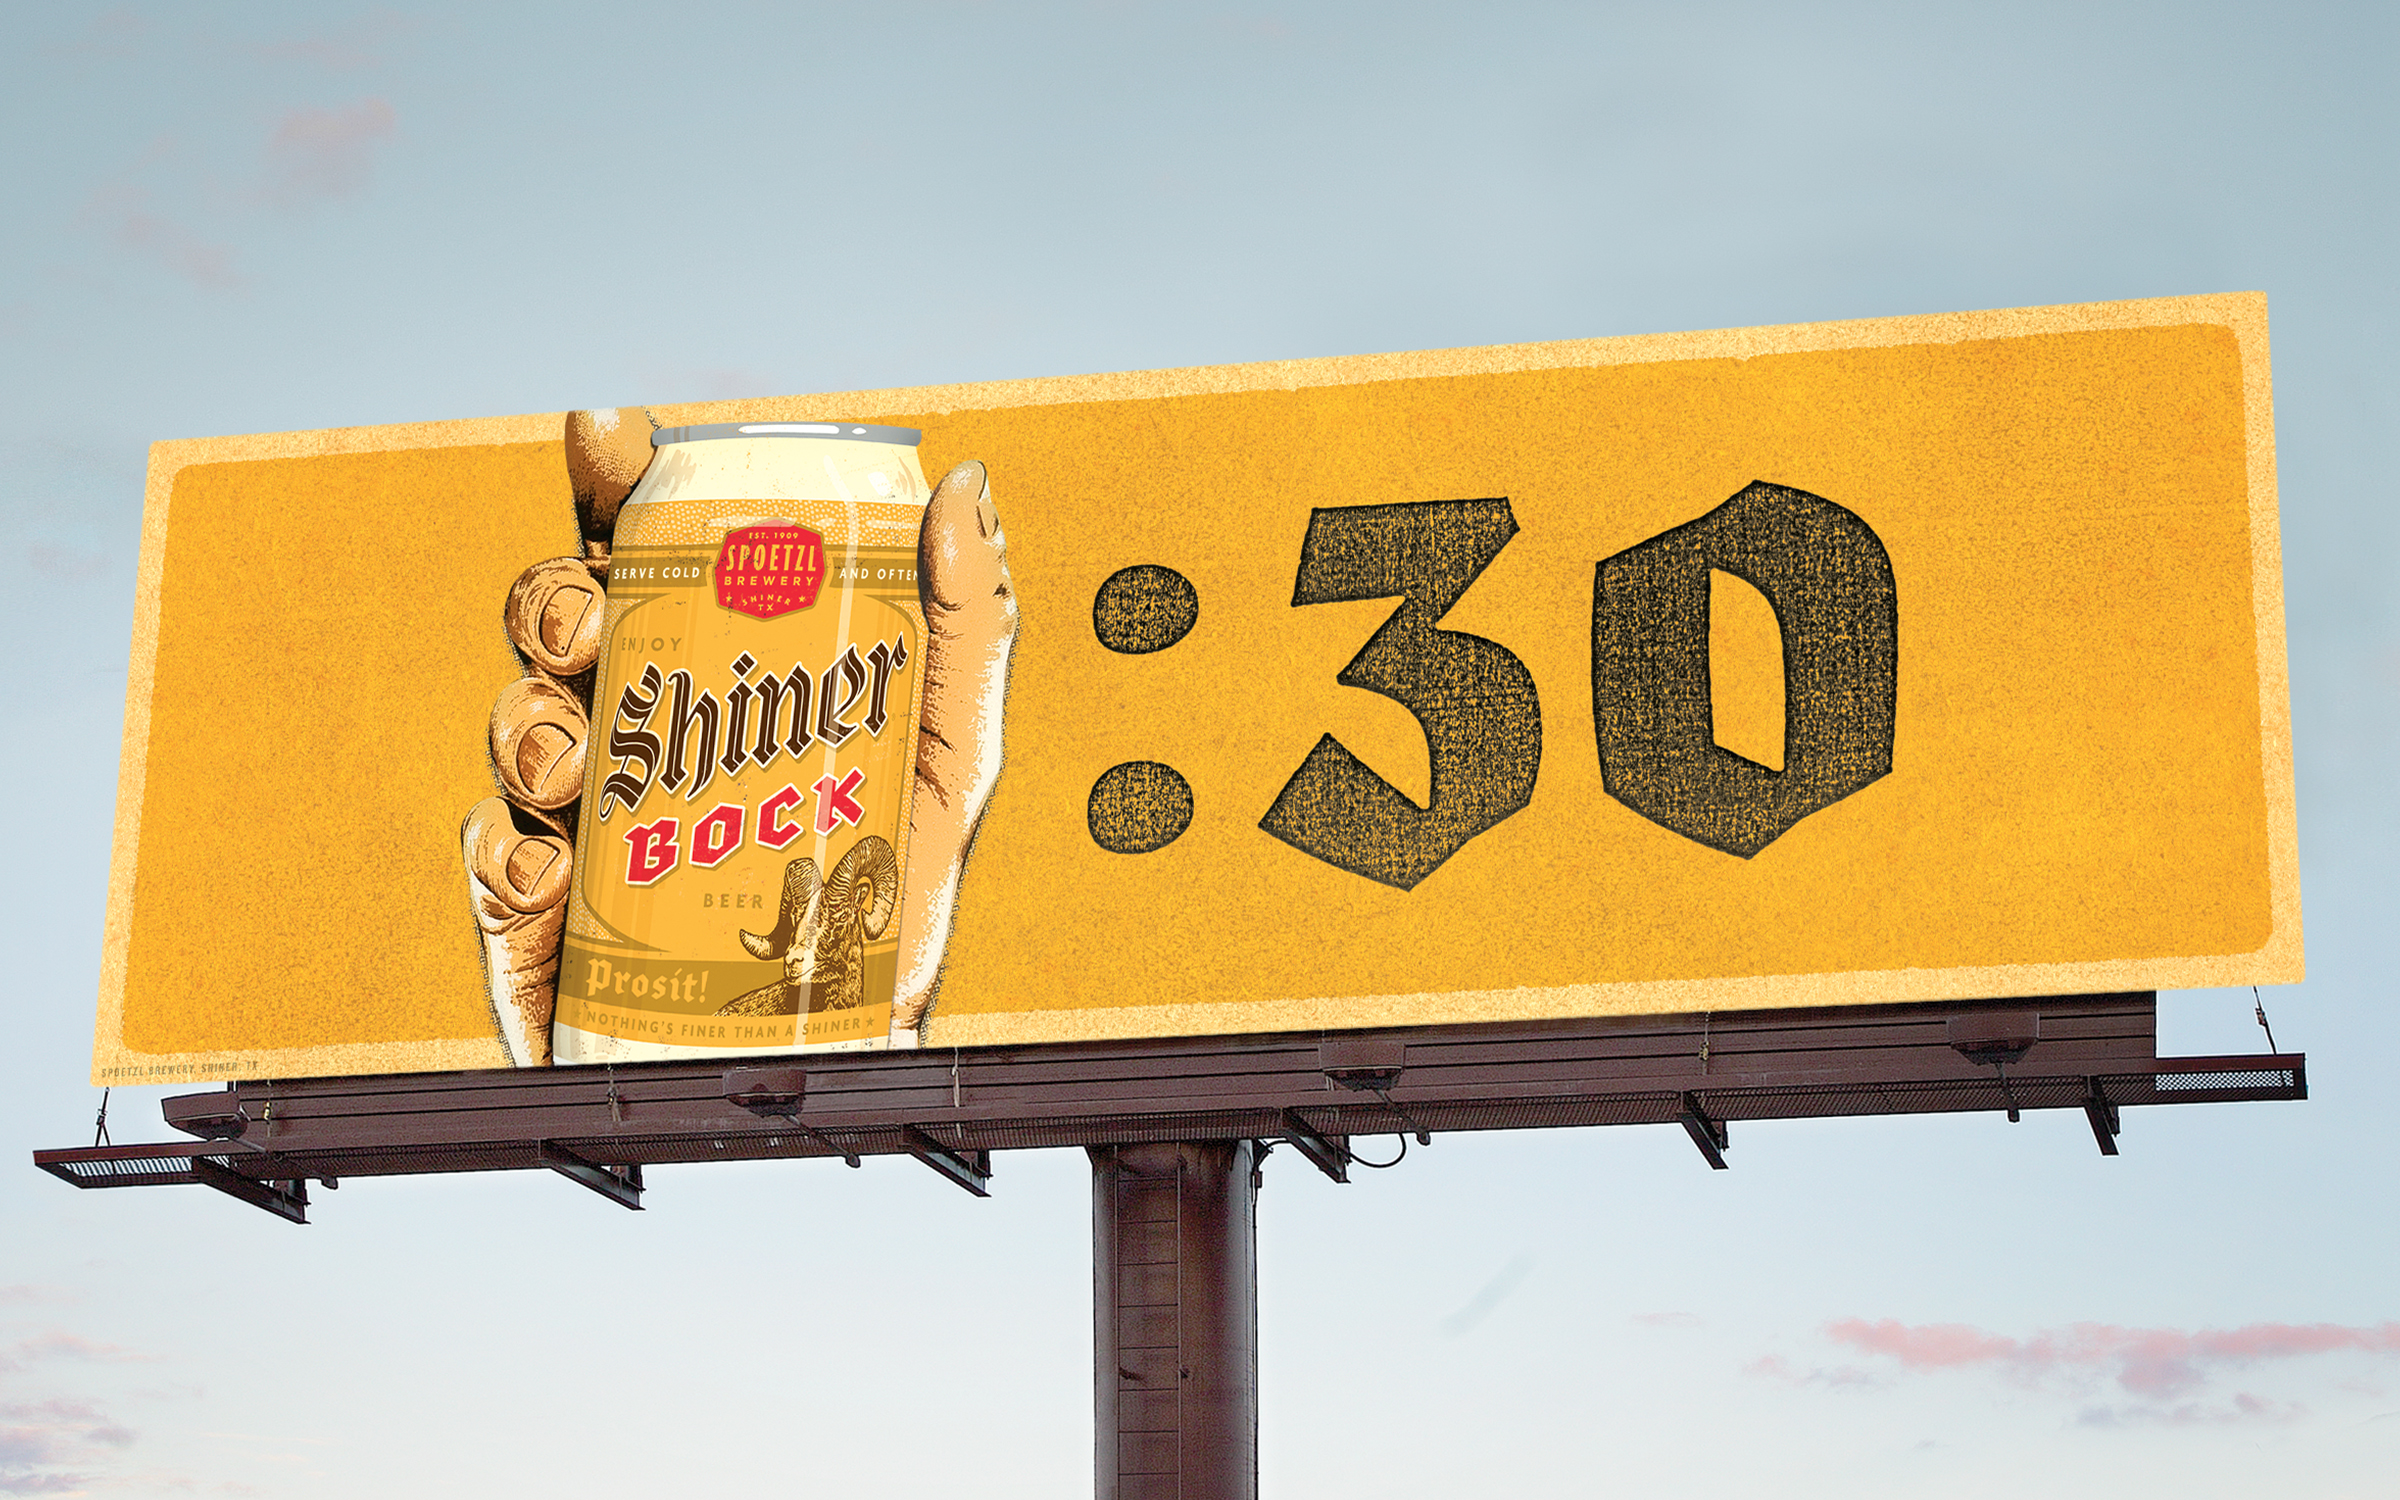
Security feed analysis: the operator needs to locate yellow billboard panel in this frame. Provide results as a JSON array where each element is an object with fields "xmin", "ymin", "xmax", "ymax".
[{"xmin": 95, "ymin": 294, "xmax": 2299, "ymax": 1083}]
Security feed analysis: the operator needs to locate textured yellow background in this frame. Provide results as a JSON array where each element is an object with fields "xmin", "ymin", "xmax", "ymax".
[{"xmin": 95, "ymin": 295, "xmax": 2300, "ymax": 1082}]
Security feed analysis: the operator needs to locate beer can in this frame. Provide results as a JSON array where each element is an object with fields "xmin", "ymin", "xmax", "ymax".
[{"xmin": 554, "ymin": 422, "xmax": 930, "ymax": 1064}]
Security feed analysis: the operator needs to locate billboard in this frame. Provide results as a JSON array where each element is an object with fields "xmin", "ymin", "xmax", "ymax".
[{"xmin": 94, "ymin": 294, "xmax": 2301, "ymax": 1084}]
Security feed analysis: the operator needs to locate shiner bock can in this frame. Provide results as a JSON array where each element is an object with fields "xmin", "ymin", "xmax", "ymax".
[{"xmin": 554, "ymin": 422, "xmax": 929, "ymax": 1064}]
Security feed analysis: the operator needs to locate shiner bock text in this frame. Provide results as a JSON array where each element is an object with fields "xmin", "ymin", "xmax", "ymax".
[{"xmin": 595, "ymin": 639, "xmax": 910, "ymax": 886}]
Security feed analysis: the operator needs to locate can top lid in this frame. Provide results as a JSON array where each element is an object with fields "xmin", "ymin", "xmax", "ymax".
[{"xmin": 651, "ymin": 421, "xmax": 922, "ymax": 447}]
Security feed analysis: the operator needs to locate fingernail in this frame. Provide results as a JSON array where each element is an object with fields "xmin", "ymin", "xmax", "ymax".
[
  {"xmin": 506, "ymin": 837, "xmax": 561, "ymax": 896},
  {"xmin": 941, "ymin": 460, "xmax": 997, "ymax": 539},
  {"xmin": 516, "ymin": 723, "xmax": 576, "ymax": 800},
  {"xmin": 507, "ymin": 558, "xmax": 605, "ymax": 674},
  {"xmin": 490, "ymin": 677, "xmax": 588, "ymax": 810}
]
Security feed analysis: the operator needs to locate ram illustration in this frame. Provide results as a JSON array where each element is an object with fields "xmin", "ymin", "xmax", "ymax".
[{"xmin": 716, "ymin": 835, "xmax": 900, "ymax": 1016}]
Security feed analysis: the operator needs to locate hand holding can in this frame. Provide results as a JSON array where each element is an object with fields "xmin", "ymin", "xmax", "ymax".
[{"xmin": 462, "ymin": 411, "xmax": 1017, "ymax": 1066}]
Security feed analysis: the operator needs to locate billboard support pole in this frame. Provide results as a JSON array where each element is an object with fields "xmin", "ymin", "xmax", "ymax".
[{"xmin": 1091, "ymin": 1141, "xmax": 1258, "ymax": 1500}]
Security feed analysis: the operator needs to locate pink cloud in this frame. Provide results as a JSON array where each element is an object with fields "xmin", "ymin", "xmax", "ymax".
[
  {"xmin": 1825, "ymin": 1317, "xmax": 2400, "ymax": 1399},
  {"xmin": 0, "ymin": 1334, "xmax": 148, "ymax": 1375},
  {"xmin": 60, "ymin": 7, "xmax": 153, "ymax": 61},
  {"xmin": 0, "ymin": 1396, "xmax": 133, "ymax": 1494},
  {"xmin": 261, "ymin": 98, "xmax": 397, "ymax": 208},
  {"xmin": 0, "ymin": 1400, "xmax": 133, "ymax": 1449},
  {"xmin": 1827, "ymin": 1319, "xmax": 2016, "ymax": 1370},
  {"xmin": 2073, "ymin": 1390, "xmax": 2306, "ymax": 1428},
  {"xmin": 260, "ymin": 12, "xmax": 420, "ymax": 71},
  {"xmin": 80, "ymin": 184, "xmax": 241, "ymax": 290}
]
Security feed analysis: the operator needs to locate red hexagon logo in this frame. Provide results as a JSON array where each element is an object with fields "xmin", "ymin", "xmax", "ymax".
[{"xmin": 714, "ymin": 523, "xmax": 826, "ymax": 619}]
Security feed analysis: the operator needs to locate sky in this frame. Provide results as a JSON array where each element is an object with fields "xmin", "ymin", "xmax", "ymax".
[{"xmin": 2, "ymin": 2, "xmax": 2394, "ymax": 1495}]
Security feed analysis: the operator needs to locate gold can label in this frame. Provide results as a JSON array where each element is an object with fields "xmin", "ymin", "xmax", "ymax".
[{"xmin": 555, "ymin": 431, "xmax": 928, "ymax": 1062}]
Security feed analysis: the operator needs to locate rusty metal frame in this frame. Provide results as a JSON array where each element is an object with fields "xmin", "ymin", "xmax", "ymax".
[{"xmin": 33, "ymin": 993, "xmax": 2305, "ymax": 1223}]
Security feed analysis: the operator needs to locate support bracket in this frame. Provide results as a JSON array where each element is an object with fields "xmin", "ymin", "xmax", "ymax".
[
  {"xmin": 904, "ymin": 1127, "xmax": 992, "ymax": 1197},
  {"xmin": 190, "ymin": 1156, "xmax": 310, "ymax": 1223},
  {"xmin": 2084, "ymin": 1079, "xmax": 2121, "ymax": 1156},
  {"xmin": 1680, "ymin": 1092, "xmax": 1730, "ymax": 1170},
  {"xmin": 541, "ymin": 1141, "xmax": 644, "ymax": 1210},
  {"xmin": 1279, "ymin": 1108, "xmax": 1351, "ymax": 1184}
]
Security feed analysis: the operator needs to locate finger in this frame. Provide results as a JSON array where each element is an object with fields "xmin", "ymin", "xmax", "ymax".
[
  {"xmin": 894, "ymin": 460, "xmax": 1018, "ymax": 1040},
  {"xmin": 564, "ymin": 407, "xmax": 657, "ymax": 574},
  {"xmin": 504, "ymin": 557, "xmax": 607, "ymax": 679},
  {"xmin": 463, "ymin": 797, "xmax": 572, "ymax": 1067},
  {"xmin": 488, "ymin": 674, "xmax": 590, "ymax": 811}
]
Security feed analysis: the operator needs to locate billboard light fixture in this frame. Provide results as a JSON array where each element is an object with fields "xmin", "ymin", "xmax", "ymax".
[
  {"xmin": 722, "ymin": 1067, "xmax": 859, "ymax": 1168},
  {"xmin": 1319, "ymin": 1038, "xmax": 1432, "ymax": 1147},
  {"xmin": 1948, "ymin": 1012, "xmax": 2042, "ymax": 1122},
  {"xmin": 163, "ymin": 1094, "xmax": 249, "ymax": 1140}
]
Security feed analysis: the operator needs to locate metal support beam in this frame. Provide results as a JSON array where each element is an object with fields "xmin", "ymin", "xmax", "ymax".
[
  {"xmin": 1093, "ymin": 1142, "xmax": 1258, "ymax": 1500},
  {"xmin": 1277, "ymin": 1108, "xmax": 1349, "ymax": 1184},
  {"xmin": 540, "ymin": 1141, "xmax": 644, "ymax": 1209},
  {"xmin": 190, "ymin": 1156, "xmax": 309, "ymax": 1223},
  {"xmin": 905, "ymin": 1126, "xmax": 992, "ymax": 1197},
  {"xmin": 2084, "ymin": 1080, "xmax": 2122, "ymax": 1156},
  {"xmin": 33, "ymin": 998, "xmax": 2314, "ymax": 1222},
  {"xmin": 1679, "ymin": 1092, "xmax": 1730, "ymax": 1170}
]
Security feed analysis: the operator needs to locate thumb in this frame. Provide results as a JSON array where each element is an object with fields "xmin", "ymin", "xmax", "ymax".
[
  {"xmin": 894, "ymin": 460, "xmax": 1018, "ymax": 1035},
  {"xmin": 564, "ymin": 407, "xmax": 657, "ymax": 574}
]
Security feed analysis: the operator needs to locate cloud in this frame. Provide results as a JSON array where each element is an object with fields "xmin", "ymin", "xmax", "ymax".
[
  {"xmin": 0, "ymin": 1475, "xmax": 94, "ymax": 1496},
  {"xmin": 79, "ymin": 87, "xmax": 397, "ymax": 288},
  {"xmin": 1750, "ymin": 1316, "xmax": 2400, "ymax": 1427},
  {"xmin": 1824, "ymin": 1317, "xmax": 2400, "ymax": 1399},
  {"xmin": 0, "ymin": 1400, "xmax": 134, "ymax": 1451},
  {"xmin": 1745, "ymin": 1353, "xmax": 1884, "ymax": 1390},
  {"xmin": 60, "ymin": 7, "xmax": 153, "ymax": 61},
  {"xmin": 0, "ymin": 1396, "xmax": 134, "ymax": 1495},
  {"xmin": 260, "ymin": 12, "xmax": 420, "ymax": 71},
  {"xmin": 80, "ymin": 183, "xmax": 241, "ymax": 290},
  {"xmin": 261, "ymin": 98, "xmax": 397, "ymax": 208},
  {"xmin": 27, "ymin": 546, "xmax": 111, "ymax": 582},
  {"xmin": 2072, "ymin": 1391, "xmax": 2305, "ymax": 1428},
  {"xmin": 1825, "ymin": 1319, "xmax": 2017, "ymax": 1373},
  {"xmin": 0, "ymin": 1334, "xmax": 149, "ymax": 1376}
]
